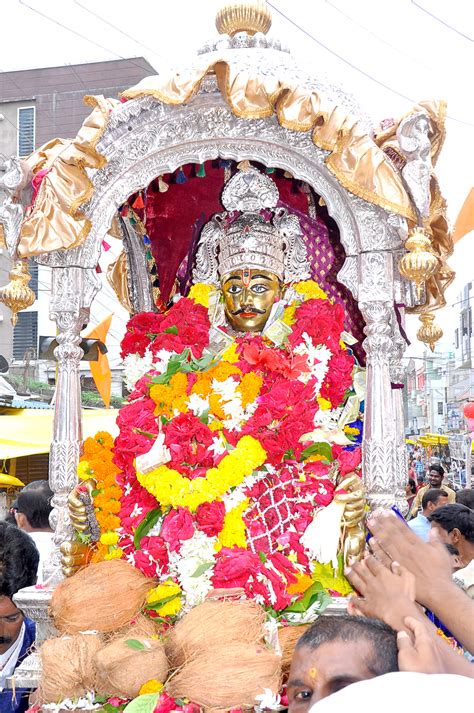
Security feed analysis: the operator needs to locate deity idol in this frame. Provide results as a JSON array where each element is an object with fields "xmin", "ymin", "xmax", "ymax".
[{"xmin": 66, "ymin": 164, "xmax": 365, "ymax": 616}]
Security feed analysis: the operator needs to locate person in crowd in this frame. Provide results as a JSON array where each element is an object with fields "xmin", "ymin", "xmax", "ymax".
[
  {"xmin": 408, "ymin": 488, "xmax": 449, "ymax": 542},
  {"xmin": 414, "ymin": 456, "xmax": 425, "ymax": 483},
  {"xmin": 287, "ymin": 615, "xmax": 398, "ymax": 712},
  {"xmin": 428, "ymin": 504, "xmax": 474, "ymax": 598},
  {"xmin": 456, "ymin": 488, "xmax": 474, "ymax": 510},
  {"xmin": 350, "ymin": 510, "xmax": 474, "ymax": 655},
  {"xmin": 405, "ymin": 478, "xmax": 417, "ymax": 511},
  {"xmin": 0, "ymin": 521, "xmax": 39, "ymax": 713},
  {"xmin": 410, "ymin": 464, "xmax": 456, "ymax": 516},
  {"xmin": 14, "ymin": 485, "xmax": 53, "ymax": 584},
  {"xmin": 416, "ymin": 473, "xmax": 426, "ymax": 491},
  {"xmin": 408, "ymin": 460, "xmax": 416, "ymax": 481}
]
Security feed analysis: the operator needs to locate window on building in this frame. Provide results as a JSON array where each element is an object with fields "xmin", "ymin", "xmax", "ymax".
[
  {"xmin": 437, "ymin": 401, "xmax": 444, "ymax": 415},
  {"xmin": 455, "ymin": 328, "xmax": 459, "ymax": 348},
  {"xmin": 13, "ymin": 311, "xmax": 38, "ymax": 360},
  {"xmin": 28, "ymin": 259, "xmax": 38, "ymax": 297},
  {"xmin": 17, "ymin": 106, "xmax": 35, "ymax": 157}
]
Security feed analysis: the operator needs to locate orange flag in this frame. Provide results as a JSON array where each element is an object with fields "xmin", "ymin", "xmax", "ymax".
[
  {"xmin": 453, "ymin": 188, "xmax": 474, "ymax": 243},
  {"xmin": 83, "ymin": 314, "xmax": 113, "ymax": 408}
]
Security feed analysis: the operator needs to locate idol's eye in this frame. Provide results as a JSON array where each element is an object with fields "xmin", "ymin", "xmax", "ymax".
[
  {"xmin": 227, "ymin": 284, "xmax": 242, "ymax": 294},
  {"xmin": 251, "ymin": 284, "xmax": 268, "ymax": 294}
]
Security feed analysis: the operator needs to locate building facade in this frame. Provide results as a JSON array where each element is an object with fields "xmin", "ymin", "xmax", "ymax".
[{"xmin": 0, "ymin": 58, "xmax": 155, "ymax": 393}]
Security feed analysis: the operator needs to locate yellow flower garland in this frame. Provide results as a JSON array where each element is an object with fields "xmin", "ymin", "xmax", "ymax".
[{"xmin": 136, "ymin": 435, "xmax": 266, "ymax": 512}]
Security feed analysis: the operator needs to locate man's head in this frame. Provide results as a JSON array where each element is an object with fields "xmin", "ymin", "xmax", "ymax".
[
  {"xmin": 427, "ymin": 464, "xmax": 444, "ymax": 488},
  {"xmin": 14, "ymin": 487, "xmax": 53, "ymax": 532},
  {"xmin": 456, "ymin": 489, "xmax": 474, "ymax": 510},
  {"xmin": 428, "ymin": 504, "xmax": 474, "ymax": 565},
  {"xmin": 287, "ymin": 615, "xmax": 398, "ymax": 712},
  {"xmin": 0, "ymin": 521, "xmax": 39, "ymax": 654},
  {"xmin": 421, "ymin": 488, "xmax": 449, "ymax": 515}
]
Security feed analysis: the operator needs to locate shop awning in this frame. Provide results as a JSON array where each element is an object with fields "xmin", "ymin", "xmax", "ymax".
[{"xmin": 0, "ymin": 408, "xmax": 119, "ymax": 460}]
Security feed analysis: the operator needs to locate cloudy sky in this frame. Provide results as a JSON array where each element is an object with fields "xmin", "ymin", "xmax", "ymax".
[{"xmin": 1, "ymin": 0, "xmax": 473, "ymax": 353}]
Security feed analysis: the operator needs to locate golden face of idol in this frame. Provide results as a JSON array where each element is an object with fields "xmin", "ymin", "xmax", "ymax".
[{"xmin": 221, "ymin": 268, "xmax": 282, "ymax": 333}]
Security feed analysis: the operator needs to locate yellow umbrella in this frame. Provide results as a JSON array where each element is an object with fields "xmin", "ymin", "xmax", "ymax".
[
  {"xmin": 0, "ymin": 408, "xmax": 119, "ymax": 460},
  {"xmin": 0, "ymin": 473, "xmax": 25, "ymax": 488}
]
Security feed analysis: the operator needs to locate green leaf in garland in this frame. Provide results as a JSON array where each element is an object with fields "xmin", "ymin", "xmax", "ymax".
[
  {"xmin": 163, "ymin": 325, "xmax": 178, "ymax": 335},
  {"xmin": 133, "ymin": 508, "xmax": 162, "ymax": 549},
  {"xmin": 284, "ymin": 581, "xmax": 331, "ymax": 614},
  {"xmin": 300, "ymin": 441, "xmax": 333, "ymax": 462},
  {"xmin": 190, "ymin": 561, "xmax": 214, "ymax": 578},
  {"xmin": 125, "ymin": 638, "xmax": 146, "ymax": 651},
  {"xmin": 312, "ymin": 556, "xmax": 354, "ymax": 596},
  {"xmin": 123, "ymin": 692, "xmax": 161, "ymax": 713}
]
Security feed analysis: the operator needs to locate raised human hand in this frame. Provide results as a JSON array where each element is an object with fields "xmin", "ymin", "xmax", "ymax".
[
  {"xmin": 397, "ymin": 616, "xmax": 474, "ymax": 678},
  {"xmin": 397, "ymin": 616, "xmax": 447, "ymax": 674},
  {"xmin": 345, "ymin": 554, "xmax": 418, "ymax": 632},
  {"xmin": 366, "ymin": 510, "xmax": 452, "ymax": 606}
]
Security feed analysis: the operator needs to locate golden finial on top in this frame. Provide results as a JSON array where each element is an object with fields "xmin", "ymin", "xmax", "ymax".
[{"xmin": 216, "ymin": 2, "xmax": 272, "ymax": 37}]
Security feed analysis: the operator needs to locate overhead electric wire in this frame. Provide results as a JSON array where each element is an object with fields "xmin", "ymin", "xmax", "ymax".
[
  {"xmin": 267, "ymin": 1, "xmax": 474, "ymax": 127},
  {"xmin": 72, "ymin": 0, "xmax": 165, "ymax": 62},
  {"xmin": 325, "ymin": 0, "xmax": 437, "ymax": 73},
  {"xmin": 411, "ymin": 1, "xmax": 473, "ymax": 43},
  {"xmin": 17, "ymin": 0, "xmax": 153, "ymax": 74}
]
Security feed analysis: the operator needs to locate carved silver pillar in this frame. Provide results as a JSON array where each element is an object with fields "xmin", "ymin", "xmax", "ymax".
[
  {"xmin": 7, "ymin": 268, "xmax": 100, "ymax": 692},
  {"xmin": 390, "ymin": 338, "xmax": 409, "ymax": 516},
  {"xmin": 44, "ymin": 267, "xmax": 100, "ymax": 584},
  {"xmin": 359, "ymin": 252, "xmax": 399, "ymax": 511}
]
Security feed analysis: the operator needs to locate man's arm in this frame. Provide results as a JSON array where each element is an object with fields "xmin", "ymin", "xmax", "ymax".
[{"xmin": 367, "ymin": 511, "xmax": 474, "ymax": 652}]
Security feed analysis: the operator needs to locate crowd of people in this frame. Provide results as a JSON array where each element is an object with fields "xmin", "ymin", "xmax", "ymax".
[
  {"xmin": 1, "ymin": 473, "xmax": 473, "ymax": 712},
  {"xmin": 1, "ymin": 481, "xmax": 53, "ymax": 713}
]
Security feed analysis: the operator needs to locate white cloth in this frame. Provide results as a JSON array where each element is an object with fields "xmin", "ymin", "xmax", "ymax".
[
  {"xmin": 309, "ymin": 672, "xmax": 474, "ymax": 712},
  {"xmin": 453, "ymin": 558, "xmax": 474, "ymax": 599},
  {"xmin": 0, "ymin": 622, "xmax": 25, "ymax": 691},
  {"xmin": 27, "ymin": 531, "xmax": 54, "ymax": 583}
]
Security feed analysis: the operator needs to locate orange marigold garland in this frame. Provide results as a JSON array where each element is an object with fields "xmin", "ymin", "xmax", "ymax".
[{"xmin": 77, "ymin": 431, "xmax": 123, "ymax": 562}]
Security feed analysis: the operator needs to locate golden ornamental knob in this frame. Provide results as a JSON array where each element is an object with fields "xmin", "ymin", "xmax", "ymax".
[
  {"xmin": 216, "ymin": 2, "xmax": 272, "ymax": 36},
  {"xmin": 0, "ymin": 259, "xmax": 36, "ymax": 326},
  {"xmin": 398, "ymin": 227, "xmax": 439, "ymax": 300},
  {"xmin": 417, "ymin": 313, "xmax": 443, "ymax": 352}
]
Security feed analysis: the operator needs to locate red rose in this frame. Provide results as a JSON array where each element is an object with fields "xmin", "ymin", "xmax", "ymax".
[
  {"xmin": 319, "ymin": 349, "xmax": 354, "ymax": 407},
  {"xmin": 195, "ymin": 501, "xmax": 226, "ymax": 537},
  {"xmin": 164, "ymin": 413, "xmax": 216, "ymax": 472},
  {"xmin": 154, "ymin": 692, "xmax": 181, "ymax": 713},
  {"xmin": 333, "ymin": 445, "xmax": 362, "ymax": 476},
  {"xmin": 212, "ymin": 547, "xmax": 261, "ymax": 588},
  {"xmin": 161, "ymin": 507, "xmax": 194, "ymax": 552}
]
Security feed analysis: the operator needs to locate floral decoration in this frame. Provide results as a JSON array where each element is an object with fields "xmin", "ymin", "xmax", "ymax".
[{"xmin": 88, "ymin": 281, "xmax": 362, "ymax": 617}]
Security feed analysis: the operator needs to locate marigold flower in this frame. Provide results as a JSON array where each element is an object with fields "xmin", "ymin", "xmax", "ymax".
[
  {"xmin": 188, "ymin": 282, "xmax": 214, "ymax": 308},
  {"xmin": 77, "ymin": 461, "xmax": 92, "ymax": 481},
  {"xmin": 293, "ymin": 280, "xmax": 328, "ymax": 301},
  {"xmin": 100, "ymin": 531, "xmax": 119, "ymax": 546},
  {"xmin": 139, "ymin": 680, "xmax": 164, "ymax": 696},
  {"xmin": 146, "ymin": 580, "xmax": 182, "ymax": 617}
]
